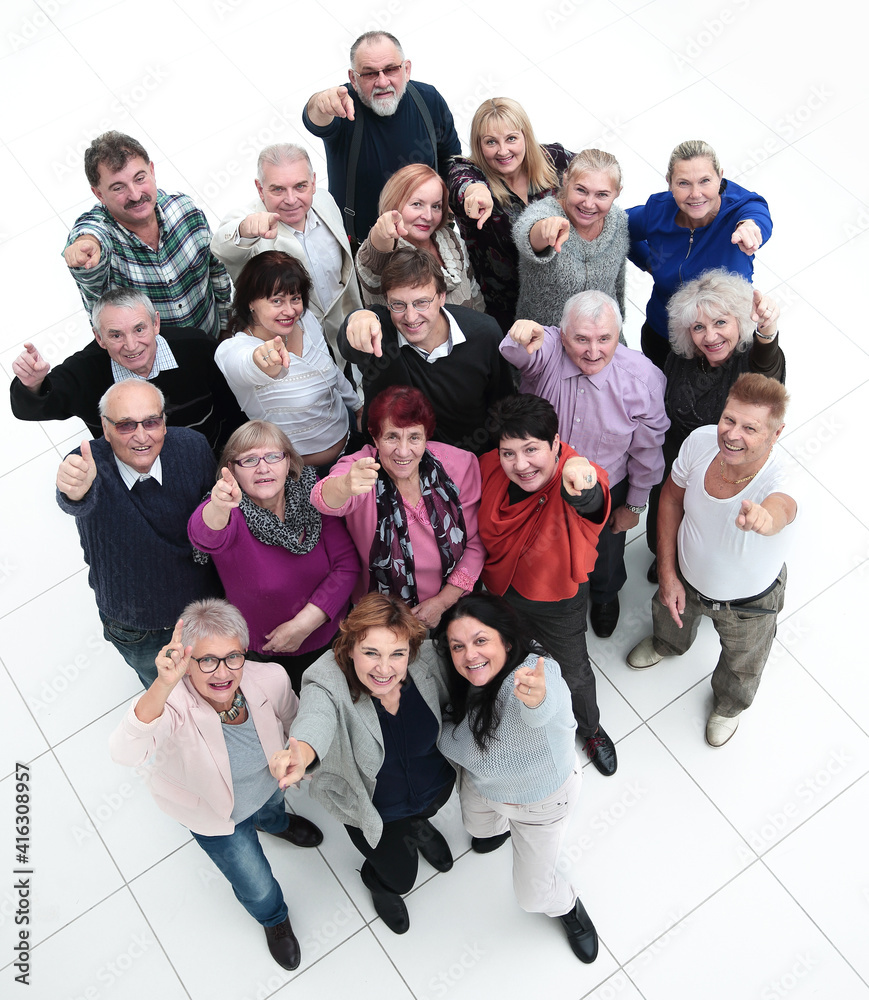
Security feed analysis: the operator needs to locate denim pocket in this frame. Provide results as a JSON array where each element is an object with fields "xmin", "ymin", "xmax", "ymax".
[{"xmin": 102, "ymin": 617, "xmax": 149, "ymax": 646}]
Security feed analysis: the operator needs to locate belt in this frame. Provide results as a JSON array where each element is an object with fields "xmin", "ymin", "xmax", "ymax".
[{"xmin": 693, "ymin": 575, "xmax": 780, "ymax": 612}]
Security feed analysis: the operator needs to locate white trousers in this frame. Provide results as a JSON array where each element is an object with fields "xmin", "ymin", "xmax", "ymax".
[{"xmin": 459, "ymin": 757, "xmax": 582, "ymax": 917}]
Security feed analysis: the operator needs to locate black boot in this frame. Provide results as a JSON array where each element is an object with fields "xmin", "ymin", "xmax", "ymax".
[
  {"xmin": 360, "ymin": 862, "xmax": 409, "ymax": 934},
  {"xmin": 558, "ymin": 897, "xmax": 598, "ymax": 963},
  {"xmin": 264, "ymin": 917, "xmax": 301, "ymax": 970}
]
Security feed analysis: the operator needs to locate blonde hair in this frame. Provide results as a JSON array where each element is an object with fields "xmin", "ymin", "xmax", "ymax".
[
  {"xmin": 218, "ymin": 420, "xmax": 304, "ymax": 481},
  {"xmin": 469, "ymin": 98, "xmax": 559, "ymax": 208},
  {"xmin": 559, "ymin": 149, "xmax": 622, "ymax": 202},
  {"xmin": 666, "ymin": 140, "xmax": 722, "ymax": 184}
]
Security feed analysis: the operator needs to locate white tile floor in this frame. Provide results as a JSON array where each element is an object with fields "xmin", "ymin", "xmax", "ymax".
[{"xmin": 1, "ymin": 1, "xmax": 867, "ymax": 996}]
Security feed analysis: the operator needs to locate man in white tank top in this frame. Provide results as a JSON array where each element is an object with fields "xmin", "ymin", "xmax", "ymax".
[{"xmin": 626, "ymin": 374, "xmax": 797, "ymax": 747}]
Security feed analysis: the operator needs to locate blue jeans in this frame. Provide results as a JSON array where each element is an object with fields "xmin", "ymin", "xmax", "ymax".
[
  {"xmin": 100, "ymin": 614, "xmax": 172, "ymax": 688},
  {"xmin": 191, "ymin": 788, "xmax": 289, "ymax": 927}
]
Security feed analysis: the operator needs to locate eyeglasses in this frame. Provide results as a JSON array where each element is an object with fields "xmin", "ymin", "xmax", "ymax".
[
  {"xmin": 103, "ymin": 414, "xmax": 164, "ymax": 435},
  {"xmin": 386, "ymin": 297, "xmax": 437, "ymax": 315},
  {"xmin": 233, "ymin": 452, "xmax": 286, "ymax": 468},
  {"xmin": 191, "ymin": 652, "xmax": 246, "ymax": 673},
  {"xmin": 353, "ymin": 62, "xmax": 404, "ymax": 82}
]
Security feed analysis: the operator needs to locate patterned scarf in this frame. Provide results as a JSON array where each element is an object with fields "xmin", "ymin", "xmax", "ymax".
[
  {"xmin": 369, "ymin": 450, "xmax": 466, "ymax": 606},
  {"xmin": 193, "ymin": 465, "xmax": 321, "ymax": 563}
]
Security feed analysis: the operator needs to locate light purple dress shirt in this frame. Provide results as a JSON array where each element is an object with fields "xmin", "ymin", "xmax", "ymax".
[{"xmin": 500, "ymin": 328, "xmax": 669, "ymax": 508}]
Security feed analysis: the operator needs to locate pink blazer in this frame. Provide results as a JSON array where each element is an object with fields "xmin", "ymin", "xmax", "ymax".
[{"xmin": 109, "ymin": 662, "xmax": 297, "ymax": 836}]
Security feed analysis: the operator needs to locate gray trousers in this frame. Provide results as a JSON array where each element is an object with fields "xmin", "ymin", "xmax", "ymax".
[
  {"xmin": 651, "ymin": 565, "xmax": 787, "ymax": 717},
  {"xmin": 458, "ymin": 761, "xmax": 582, "ymax": 918}
]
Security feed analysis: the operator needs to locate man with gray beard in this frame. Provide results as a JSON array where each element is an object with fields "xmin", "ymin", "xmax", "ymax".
[{"xmin": 303, "ymin": 31, "xmax": 460, "ymax": 243}]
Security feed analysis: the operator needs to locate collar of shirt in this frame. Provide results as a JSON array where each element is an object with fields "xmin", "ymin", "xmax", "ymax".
[
  {"xmin": 111, "ymin": 335, "xmax": 179, "ymax": 382},
  {"xmin": 113, "ymin": 454, "xmax": 163, "ymax": 490},
  {"xmin": 291, "ymin": 208, "xmax": 318, "ymax": 238},
  {"xmin": 559, "ymin": 347, "xmax": 616, "ymax": 389},
  {"xmin": 397, "ymin": 309, "xmax": 466, "ymax": 363}
]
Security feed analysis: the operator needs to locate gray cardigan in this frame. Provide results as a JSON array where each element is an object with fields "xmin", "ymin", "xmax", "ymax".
[
  {"xmin": 512, "ymin": 195, "xmax": 629, "ymax": 327},
  {"xmin": 289, "ymin": 642, "xmax": 451, "ymax": 846}
]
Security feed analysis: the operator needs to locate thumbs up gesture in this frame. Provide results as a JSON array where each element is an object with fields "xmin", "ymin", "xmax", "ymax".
[
  {"xmin": 513, "ymin": 655, "xmax": 546, "ymax": 708},
  {"xmin": 57, "ymin": 439, "xmax": 97, "ymax": 501}
]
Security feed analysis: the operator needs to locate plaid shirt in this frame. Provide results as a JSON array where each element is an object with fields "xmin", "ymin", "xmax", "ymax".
[{"xmin": 65, "ymin": 190, "xmax": 231, "ymax": 338}]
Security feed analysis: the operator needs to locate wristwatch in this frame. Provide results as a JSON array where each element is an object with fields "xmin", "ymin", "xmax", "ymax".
[{"xmin": 625, "ymin": 503, "xmax": 646, "ymax": 515}]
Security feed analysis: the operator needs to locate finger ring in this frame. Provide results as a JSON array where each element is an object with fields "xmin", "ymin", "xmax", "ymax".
[
  {"xmin": 526, "ymin": 685, "xmax": 531, "ymax": 694},
  {"xmin": 585, "ymin": 474, "xmax": 593, "ymax": 484}
]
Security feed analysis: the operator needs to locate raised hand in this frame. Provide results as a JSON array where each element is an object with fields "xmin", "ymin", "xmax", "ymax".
[
  {"xmin": 513, "ymin": 655, "xmax": 546, "ymax": 708},
  {"xmin": 463, "ymin": 183, "xmax": 494, "ymax": 229},
  {"xmin": 270, "ymin": 737, "xmax": 310, "ymax": 789},
  {"xmin": 508, "ymin": 319, "xmax": 545, "ymax": 354},
  {"xmin": 562, "ymin": 456, "xmax": 597, "ymax": 496},
  {"xmin": 63, "ymin": 236, "xmax": 101, "ymax": 269},
  {"xmin": 347, "ymin": 456, "xmax": 380, "ymax": 495},
  {"xmin": 532, "ymin": 216, "xmax": 571, "ymax": 252},
  {"xmin": 346, "ymin": 310, "xmax": 383, "ymax": 357},
  {"xmin": 371, "ymin": 210, "xmax": 409, "ymax": 248},
  {"xmin": 211, "ymin": 466, "xmax": 242, "ymax": 511},
  {"xmin": 731, "ymin": 219, "xmax": 763, "ymax": 255},
  {"xmin": 736, "ymin": 498, "xmax": 774, "ymax": 535},
  {"xmin": 310, "ymin": 85, "xmax": 355, "ymax": 123},
  {"xmin": 12, "ymin": 342, "xmax": 50, "ymax": 391},
  {"xmin": 57, "ymin": 439, "xmax": 97, "ymax": 501},
  {"xmin": 239, "ymin": 212, "xmax": 281, "ymax": 240},
  {"xmin": 750, "ymin": 288, "xmax": 780, "ymax": 337},
  {"xmin": 156, "ymin": 619, "xmax": 193, "ymax": 689},
  {"xmin": 253, "ymin": 336, "xmax": 291, "ymax": 375}
]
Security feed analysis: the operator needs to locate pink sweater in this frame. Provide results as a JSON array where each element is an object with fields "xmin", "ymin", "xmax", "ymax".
[{"xmin": 311, "ymin": 441, "xmax": 485, "ymax": 603}]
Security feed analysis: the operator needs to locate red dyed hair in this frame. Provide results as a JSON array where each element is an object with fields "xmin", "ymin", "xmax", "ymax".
[{"xmin": 367, "ymin": 385, "xmax": 436, "ymax": 440}]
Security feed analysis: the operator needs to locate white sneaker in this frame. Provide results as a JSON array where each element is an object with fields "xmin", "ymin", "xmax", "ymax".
[
  {"xmin": 706, "ymin": 712, "xmax": 740, "ymax": 747},
  {"xmin": 626, "ymin": 636, "xmax": 663, "ymax": 669}
]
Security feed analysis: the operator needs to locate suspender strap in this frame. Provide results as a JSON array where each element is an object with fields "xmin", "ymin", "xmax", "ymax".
[{"xmin": 343, "ymin": 83, "xmax": 438, "ymax": 241}]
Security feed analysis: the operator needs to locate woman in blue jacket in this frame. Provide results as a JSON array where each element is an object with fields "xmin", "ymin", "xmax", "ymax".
[{"xmin": 627, "ymin": 139, "xmax": 772, "ymax": 369}]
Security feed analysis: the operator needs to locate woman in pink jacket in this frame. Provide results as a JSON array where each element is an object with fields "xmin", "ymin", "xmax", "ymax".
[
  {"xmin": 311, "ymin": 386, "xmax": 485, "ymax": 629},
  {"xmin": 109, "ymin": 598, "xmax": 323, "ymax": 972}
]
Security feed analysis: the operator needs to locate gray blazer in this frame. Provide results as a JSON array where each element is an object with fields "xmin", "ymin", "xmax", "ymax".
[{"xmin": 290, "ymin": 641, "xmax": 451, "ymax": 846}]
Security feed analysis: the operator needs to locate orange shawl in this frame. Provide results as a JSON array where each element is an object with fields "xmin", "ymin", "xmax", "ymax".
[{"xmin": 478, "ymin": 444, "xmax": 610, "ymax": 602}]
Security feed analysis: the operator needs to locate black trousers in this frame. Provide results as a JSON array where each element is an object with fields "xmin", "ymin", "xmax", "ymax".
[
  {"xmin": 641, "ymin": 321, "xmax": 671, "ymax": 371},
  {"xmin": 345, "ymin": 778, "xmax": 454, "ymax": 895},
  {"xmin": 588, "ymin": 477, "xmax": 629, "ymax": 605}
]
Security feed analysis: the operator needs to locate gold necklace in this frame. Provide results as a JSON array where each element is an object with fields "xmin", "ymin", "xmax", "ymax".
[{"xmin": 719, "ymin": 460, "xmax": 759, "ymax": 485}]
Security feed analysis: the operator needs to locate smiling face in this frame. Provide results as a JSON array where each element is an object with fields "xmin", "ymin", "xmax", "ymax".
[
  {"xmin": 187, "ymin": 634, "xmax": 246, "ymax": 712},
  {"xmin": 350, "ymin": 38, "xmax": 410, "ymax": 116},
  {"xmin": 91, "ymin": 155, "xmax": 158, "ymax": 230},
  {"xmin": 94, "ymin": 303, "xmax": 160, "ymax": 376},
  {"xmin": 562, "ymin": 169, "xmax": 620, "ymax": 234},
  {"xmin": 385, "ymin": 279, "xmax": 447, "ymax": 353},
  {"xmin": 669, "ymin": 156, "xmax": 723, "ymax": 225},
  {"xmin": 400, "ymin": 177, "xmax": 444, "ymax": 246},
  {"xmin": 255, "ymin": 159, "xmax": 315, "ymax": 230},
  {"xmin": 446, "ymin": 615, "xmax": 509, "ymax": 687},
  {"xmin": 717, "ymin": 399, "xmax": 783, "ymax": 475},
  {"xmin": 479, "ymin": 123, "xmax": 527, "ymax": 180},
  {"xmin": 351, "ymin": 626, "xmax": 411, "ymax": 700},
  {"xmin": 560, "ymin": 310, "xmax": 619, "ymax": 375},
  {"xmin": 231, "ymin": 444, "xmax": 288, "ymax": 509},
  {"xmin": 374, "ymin": 419, "xmax": 427, "ymax": 484},
  {"xmin": 498, "ymin": 433, "xmax": 560, "ymax": 493},
  {"xmin": 689, "ymin": 309, "xmax": 741, "ymax": 367},
  {"xmin": 247, "ymin": 288, "xmax": 304, "ymax": 341},
  {"xmin": 100, "ymin": 381, "xmax": 166, "ymax": 474}
]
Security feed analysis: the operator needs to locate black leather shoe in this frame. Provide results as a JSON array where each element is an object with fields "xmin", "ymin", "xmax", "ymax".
[
  {"xmin": 412, "ymin": 818, "xmax": 453, "ymax": 872},
  {"xmin": 647, "ymin": 558, "xmax": 658, "ymax": 584},
  {"xmin": 360, "ymin": 863, "xmax": 410, "ymax": 934},
  {"xmin": 264, "ymin": 917, "xmax": 301, "ymax": 970},
  {"xmin": 590, "ymin": 597, "xmax": 620, "ymax": 638},
  {"xmin": 471, "ymin": 831, "xmax": 511, "ymax": 854},
  {"xmin": 558, "ymin": 897, "xmax": 598, "ymax": 963},
  {"xmin": 582, "ymin": 726, "xmax": 617, "ymax": 776},
  {"xmin": 261, "ymin": 814, "xmax": 324, "ymax": 848}
]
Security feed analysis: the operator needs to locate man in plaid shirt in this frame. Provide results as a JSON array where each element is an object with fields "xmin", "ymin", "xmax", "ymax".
[{"xmin": 63, "ymin": 131, "xmax": 231, "ymax": 339}]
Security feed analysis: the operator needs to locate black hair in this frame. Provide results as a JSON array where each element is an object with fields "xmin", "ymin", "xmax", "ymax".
[
  {"xmin": 488, "ymin": 393, "xmax": 559, "ymax": 448},
  {"xmin": 435, "ymin": 593, "xmax": 539, "ymax": 752}
]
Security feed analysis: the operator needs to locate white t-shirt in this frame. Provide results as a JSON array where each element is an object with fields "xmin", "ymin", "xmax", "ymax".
[{"xmin": 672, "ymin": 426, "xmax": 794, "ymax": 601}]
